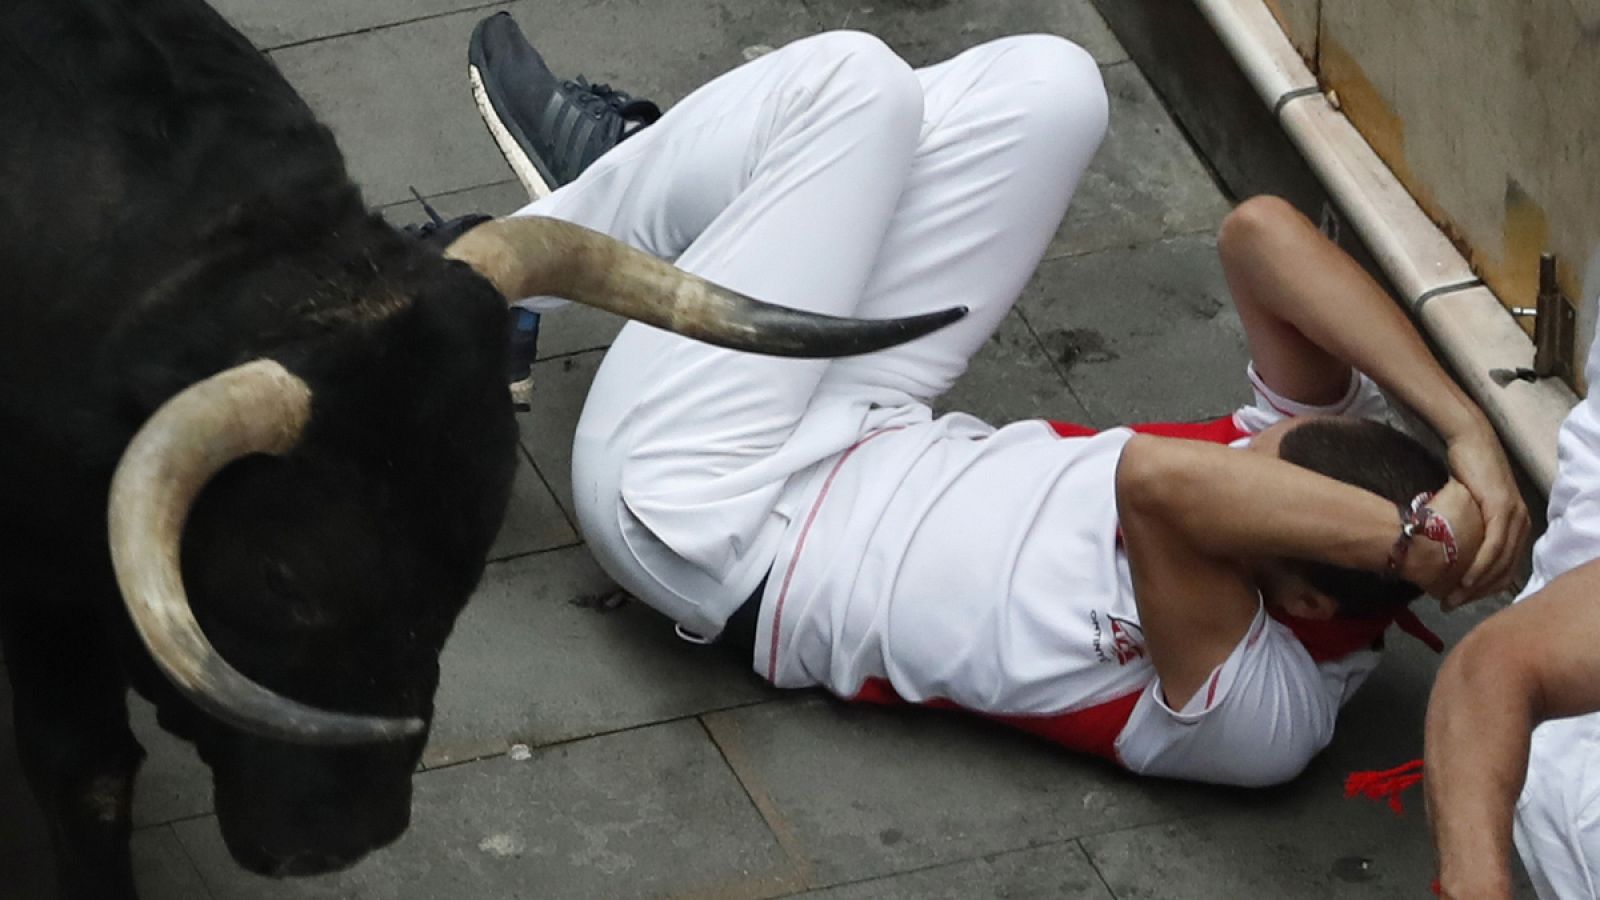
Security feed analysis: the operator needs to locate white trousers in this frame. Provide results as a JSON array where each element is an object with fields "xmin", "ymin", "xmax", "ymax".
[
  {"xmin": 516, "ymin": 31, "xmax": 1108, "ymax": 637},
  {"xmin": 1513, "ymin": 323, "xmax": 1600, "ymax": 899}
]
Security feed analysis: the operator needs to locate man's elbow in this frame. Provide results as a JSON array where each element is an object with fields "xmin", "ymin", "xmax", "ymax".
[{"xmin": 1116, "ymin": 434, "xmax": 1180, "ymax": 517}]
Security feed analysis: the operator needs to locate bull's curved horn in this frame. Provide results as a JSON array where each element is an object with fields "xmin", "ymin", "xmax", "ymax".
[
  {"xmin": 107, "ymin": 360, "xmax": 423, "ymax": 746},
  {"xmin": 445, "ymin": 217, "xmax": 966, "ymax": 356}
]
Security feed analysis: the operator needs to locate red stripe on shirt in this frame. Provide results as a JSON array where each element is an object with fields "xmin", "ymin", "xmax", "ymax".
[{"xmin": 852, "ymin": 677, "xmax": 1144, "ymax": 762}]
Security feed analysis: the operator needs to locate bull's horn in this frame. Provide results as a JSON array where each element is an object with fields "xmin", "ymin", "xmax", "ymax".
[
  {"xmin": 445, "ymin": 217, "xmax": 966, "ymax": 356},
  {"xmin": 107, "ymin": 360, "xmax": 423, "ymax": 745}
]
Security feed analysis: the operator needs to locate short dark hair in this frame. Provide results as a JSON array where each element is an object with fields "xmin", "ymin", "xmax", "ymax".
[{"xmin": 1276, "ymin": 417, "xmax": 1449, "ymax": 617}]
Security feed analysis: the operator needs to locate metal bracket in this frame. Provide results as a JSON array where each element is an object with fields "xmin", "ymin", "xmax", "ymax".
[{"xmin": 1511, "ymin": 254, "xmax": 1577, "ymax": 382}]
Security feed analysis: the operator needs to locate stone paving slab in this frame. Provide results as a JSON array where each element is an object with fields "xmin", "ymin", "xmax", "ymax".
[
  {"xmin": 385, "ymin": 179, "xmax": 528, "ymax": 222},
  {"xmin": 702, "ymin": 696, "xmax": 1223, "ymax": 890},
  {"xmin": 129, "ymin": 696, "xmax": 214, "ymax": 828},
  {"xmin": 794, "ymin": 841, "xmax": 1114, "ymax": 899},
  {"xmin": 935, "ymin": 308, "xmax": 1095, "ymax": 425},
  {"xmin": 173, "ymin": 720, "xmax": 798, "ymax": 899},
  {"xmin": 267, "ymin": 8, "xmax": 507, "ymax": 209},
  {"xmin": 1051, "ymin": 62, "xmax": 1232, "ymax": 260},
  {"xmin": 800, "ymin": 0, "xmax": 1126, "ymax": 68},
  {"xmin": 269, "ymin": 0, "xmax": 825, "ymax": 207},
  {"xmin": 1081, "ymin": 798, "xmax": 1429, "ymax": 900},
  {"xmin": 132, "ymin": 827, "xmax": 216, "ymax": 900},
  {"xmin": 425, "ymin": 545, "xmax": 772, "ymax": 767},
  {"xmin": 518, "ymin": 350, "xmax": 604, "ymax": 522},
  {"xmin": 377, "ymin": 180, "xmax": 525, "ymax": 236},
  {"xmin": 1080, "ymin": 740, "xmax": 1537, "ymax": 900},
  {"xmin": 489, "ymin": 449, "xmax": 579, "ymax": 560},
  {"xmin": 1018, "ymin": 234, "xmax": 1250, "ymax": 428},
  {"xmin": 214, "ymin": 0, "xmax": 495, "ymax": 49}
]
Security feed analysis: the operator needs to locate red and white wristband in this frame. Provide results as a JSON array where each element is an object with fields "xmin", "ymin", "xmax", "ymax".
[{"xmin": 1386, "ymin": 492, "xmax": 1458, "ymax": 576}]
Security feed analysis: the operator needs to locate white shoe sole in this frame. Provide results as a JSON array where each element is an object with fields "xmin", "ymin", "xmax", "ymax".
[
  {"xmin": 508, "ymin": 374, "xmax": 535, "ymax": 410},
  {"xmin": 469, "ymin": 63, "xmax": 554, "ymax": 203}
]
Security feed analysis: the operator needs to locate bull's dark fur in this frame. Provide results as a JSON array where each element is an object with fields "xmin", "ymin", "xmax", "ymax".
[{"xmin": 0, "ymin": 1, "xmax": 520, "ymax": 895}]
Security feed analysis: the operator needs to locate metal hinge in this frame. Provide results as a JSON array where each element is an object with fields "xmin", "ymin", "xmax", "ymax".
[{"xmin": 1508, "ymin": 253, "xmax": 1577, "ymax": 383}]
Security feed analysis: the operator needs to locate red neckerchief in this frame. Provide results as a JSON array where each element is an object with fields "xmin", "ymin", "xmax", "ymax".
[{"xmin": 1269, "ymin": 606, "xmax": 1443, "ymax": 662}]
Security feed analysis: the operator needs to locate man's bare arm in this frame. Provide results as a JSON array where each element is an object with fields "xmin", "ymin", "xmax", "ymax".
[
  {"xmin": 1426, "ymin": 559, "xmax": 1600, "ymax": 899},
  {"xmin": 1116, "ymin": 435, "xmax": 1480, "ymax": 706},
  {"xmin": 1218, "ymin": 196, "xmax": 1528, "ymax": 601}
]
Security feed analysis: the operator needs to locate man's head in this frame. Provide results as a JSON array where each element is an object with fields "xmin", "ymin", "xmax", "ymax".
[{"xmin": 1249, "ymin": 416, "xmax": 1449, "ymax": 619}]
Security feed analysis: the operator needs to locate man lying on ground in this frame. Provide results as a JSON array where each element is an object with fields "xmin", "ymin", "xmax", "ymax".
[
  {"xmin": 448, "ymin": 16, "xmax": 1527, "ymax": 786},
  {"xmin": 1426, "ymin": 323, "xmax": 1600, "ymax": 900}
]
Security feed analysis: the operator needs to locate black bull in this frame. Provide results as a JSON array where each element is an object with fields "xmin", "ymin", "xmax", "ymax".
[{"xmin": 0, "ymin": 1, "xmax": 961, "ymax": 897}]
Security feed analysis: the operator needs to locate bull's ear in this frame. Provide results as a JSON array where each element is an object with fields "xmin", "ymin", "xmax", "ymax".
[{"xmin": 445, "ymin": 216, "xmax": 966, "ymax": 358}]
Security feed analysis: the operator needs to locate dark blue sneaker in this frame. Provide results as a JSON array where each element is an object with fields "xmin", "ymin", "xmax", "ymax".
[{"xmin": 468, "ymin": 12, "xmax": 660, "ymax": 198}]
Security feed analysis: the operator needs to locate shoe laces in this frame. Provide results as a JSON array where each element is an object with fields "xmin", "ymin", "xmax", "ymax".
[{"xmin": 564, "ymin": 76, "xmax": 661, "ymax": 131}]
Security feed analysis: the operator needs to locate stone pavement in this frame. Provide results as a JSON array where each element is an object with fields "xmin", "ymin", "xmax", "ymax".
[{"xmin": 0, "ymin": 1, "xmax": 1535, "ymax": 897}]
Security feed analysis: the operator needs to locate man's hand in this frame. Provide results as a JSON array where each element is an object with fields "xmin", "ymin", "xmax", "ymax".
[
  {"xmin": 1402, "ymin": 479, "xmax": 1486, "ymax": 601},
  {"xmin": 1445, "ymin": 432, "xmax": 1530, "ymax": 608}
]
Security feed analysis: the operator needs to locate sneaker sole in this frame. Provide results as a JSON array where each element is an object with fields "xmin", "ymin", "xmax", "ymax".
[
  {"xmin": 508, "ymin": 373, "xmax": 535, "ymax": 411},
  {"xmin": 469, "ymin": 62, "xmax": 556, "ymax": 202}
]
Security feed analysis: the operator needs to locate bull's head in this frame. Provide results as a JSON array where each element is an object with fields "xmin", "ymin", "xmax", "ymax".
[{"xmin": 105, "ymin": 217, "xmax": 962, "ymax": 875}]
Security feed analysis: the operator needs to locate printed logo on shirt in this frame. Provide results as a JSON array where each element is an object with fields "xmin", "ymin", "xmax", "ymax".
[{"xmin": 1090, "ymin": 611, "xmax": 1147, "ymax": 666}]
